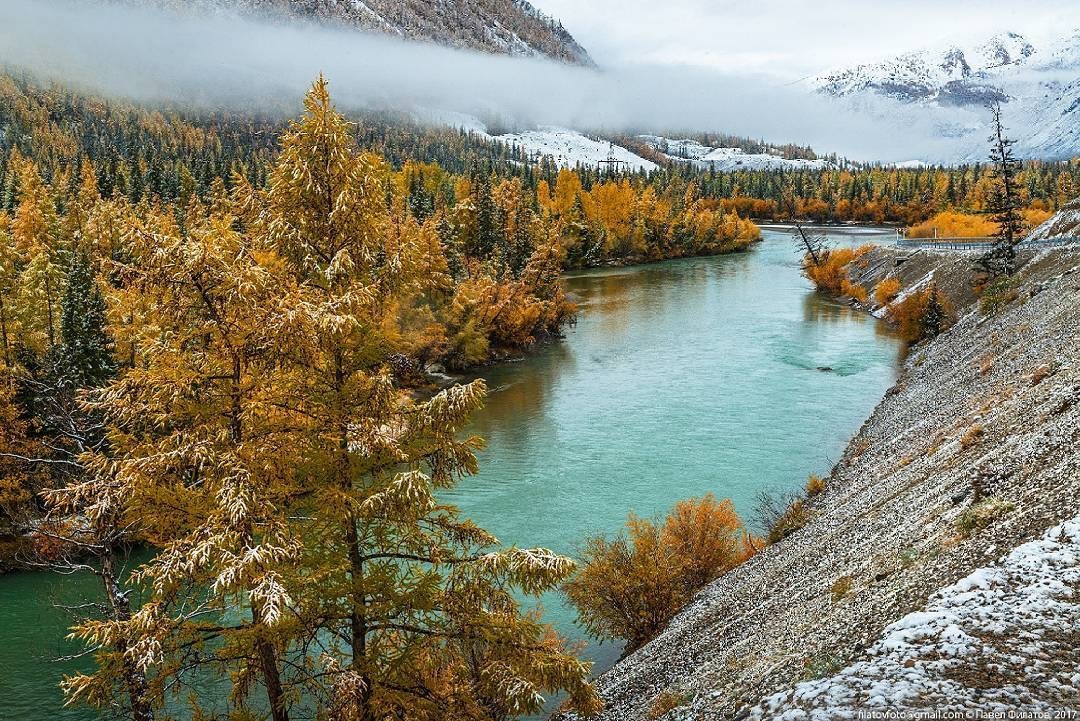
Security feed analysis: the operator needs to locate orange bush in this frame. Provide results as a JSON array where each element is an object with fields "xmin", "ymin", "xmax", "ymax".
[
  {"xmin": 1021, "ymin": 207, "xmax": 1053, "ymax": 231},
  {"xmin": 874, "ymin": 277, "xmax": 902, "ymax": 306},
  {"xmin": 563, "ymin": 493, "xmax": 754, "ymax": 651},
  {"xmin": 804, "ymin": 245, "xmax": 873, "ymax": 295},
  {"xmin": 806, "ymin": 474, "xmax": 827, "ymax": 496},
  {"xmin": 840, "ymin": 279, "xmax": 869, "ymax": 303},
  {"xmin": 887, "ymin": 283, "xmax": 953, "ymax": 343},
  {"xmin": 908, "ymin": 211, "xmax": 998, "ymax": 239}
]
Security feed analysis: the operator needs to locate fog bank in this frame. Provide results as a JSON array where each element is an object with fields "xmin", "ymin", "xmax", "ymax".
[{"xmin": 0, "ymin": 0, "xmax": 962, "ymax": 162}]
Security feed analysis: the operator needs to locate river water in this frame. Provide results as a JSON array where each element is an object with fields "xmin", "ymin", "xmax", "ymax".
[{"xmin": 0, "ymin": 227, "xmax": 903, "ymax": 719}]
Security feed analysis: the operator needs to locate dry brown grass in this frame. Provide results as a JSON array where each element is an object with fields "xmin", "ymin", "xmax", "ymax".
[
  {"xmin": 960, "ymin": 425, "xmax": 985, "ymax": 449},
  {"xmin": 830, "ymin": 575, "xmax": 853, "ymax": 602},
  {"xmin": 1031, "ymin": 364, "xmax": 1052, "ymax": 386},
  {"xmin": 648, "ymin": 688, "xmax": 693, "ymax": 719}
]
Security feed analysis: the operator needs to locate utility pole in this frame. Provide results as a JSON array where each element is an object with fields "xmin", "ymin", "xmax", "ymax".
[{"xmin": 597, "ymin": 143, "xmax": 627, "ymax": 177}]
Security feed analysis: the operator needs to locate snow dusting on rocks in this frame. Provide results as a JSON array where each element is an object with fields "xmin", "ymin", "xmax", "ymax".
[{"xmin": 751, "ymin": 517, "xmax": 1080, "ymax": 719}]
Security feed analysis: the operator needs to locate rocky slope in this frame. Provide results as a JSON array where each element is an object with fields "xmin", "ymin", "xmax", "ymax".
[
  {"xmin": 1029, "ymin": 197, "xmax": 1080, "ymax": 241},
  {"xmin": 564, "ymin": 243, "xmax": 1080, "ymax": 719},
  {"xmin": 116, "ymin": 0, "xmax": 593, "ymax": 64}
]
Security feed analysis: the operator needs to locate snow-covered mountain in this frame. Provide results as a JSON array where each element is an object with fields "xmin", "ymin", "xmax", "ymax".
[
  {"xmin": 637, "ymin": 135, "xmax": 830, "ymax": 172},
  {"xmin": 118, "ymin": 0, "xmax": 593, "ymax": 65},
  {"xmin": 813, "ymin": 30, "xmax": 1080, "ymax": 162},
  {"xmin": 816, "ymin": 32, "xmax": 1035, "ymax": 105}
]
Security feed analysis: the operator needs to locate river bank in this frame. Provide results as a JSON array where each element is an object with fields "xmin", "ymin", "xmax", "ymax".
[
  {"xmin": 569, "ymin": 244, "xmax": 1080, "ymax": 719},
  {"xmin": 0, "ymin": 229, "xmax": 905, "ymax": 720}
]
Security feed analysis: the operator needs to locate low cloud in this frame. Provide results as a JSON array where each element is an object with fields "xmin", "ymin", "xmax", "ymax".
[{"xmin": 0, "ymin": 0, "xmax": 968, "ymax": 162}]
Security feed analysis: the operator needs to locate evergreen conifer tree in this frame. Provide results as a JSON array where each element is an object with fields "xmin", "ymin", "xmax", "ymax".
[{"xmin": 978, "ymin": 103, "xmax": 1024, "ymax": 278}]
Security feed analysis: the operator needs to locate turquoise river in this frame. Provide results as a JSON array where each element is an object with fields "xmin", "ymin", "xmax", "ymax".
[{"xmin": 0, "ymin": 227, "xmax": 904, "ymax": 719}]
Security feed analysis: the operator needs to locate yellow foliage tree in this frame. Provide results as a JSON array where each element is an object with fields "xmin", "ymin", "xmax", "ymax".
[
  {"xmin": 564, "ymin": 493, "xmax": 753, "ymax": 652},
  {"xmin": 67, "ymin": 78, "xmax": 600, "ymax": 721}
]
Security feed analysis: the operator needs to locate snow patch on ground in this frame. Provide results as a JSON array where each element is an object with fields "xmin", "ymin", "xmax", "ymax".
[
  {"xmin": 493, "ymin": 127, "xmax": 657, "ymax": 171},
  {"xmin": 413, "ymin": 108, "xmax": 491, "ymax": 135},
  {"xmin": 750, "ymin": 518, "xmax": 1080, "ymax": 718},
  {"xmin": 637, "ymin": 135, "xmax": 830, "ymax": 172},
  {"xmin": 414, "ymin": 110, "xmax": 658, "ymax": 171}
]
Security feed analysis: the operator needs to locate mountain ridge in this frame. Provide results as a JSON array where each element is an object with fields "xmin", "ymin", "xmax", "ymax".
[
  {"xmin": 115, "ymin": 0, "xmax": 593, "ymax": 65},
  {"xmin": 812, "ymin": 29, "xmax": 1080, "ymax": 162}
]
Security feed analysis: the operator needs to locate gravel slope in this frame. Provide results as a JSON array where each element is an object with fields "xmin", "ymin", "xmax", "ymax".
[{"xmin": 564, "ymin": 247, "xmax": 1080, "ymax": 720}]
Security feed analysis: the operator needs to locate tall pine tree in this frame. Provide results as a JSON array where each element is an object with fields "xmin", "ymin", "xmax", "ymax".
[{"xmin": 978, "ymin": 103, "xmax": 1024, "ymax": 278}]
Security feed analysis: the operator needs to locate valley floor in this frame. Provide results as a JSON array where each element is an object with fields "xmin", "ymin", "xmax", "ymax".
[{"xmin": 566, "ymin": 246, "xmax": 1080, "ymax": 719}]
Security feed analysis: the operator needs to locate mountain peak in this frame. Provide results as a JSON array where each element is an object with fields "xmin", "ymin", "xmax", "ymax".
[{"xmin": 813, "ymin": 28, "xmax": 1080, "ymax": 162}]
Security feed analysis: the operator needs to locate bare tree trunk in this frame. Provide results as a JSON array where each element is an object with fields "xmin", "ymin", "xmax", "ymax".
[
  {"xmin": 794, "ymin": 221, "xmax": 822, "ymax": 266},
  {"xmin": 100, "ymin": 550, "xmax": 154, "ymax": 721},
  {"xmin": 251, "ymin": 605, "xmax": 290, "ymax": 721},
  {"xmin": 336, "ymin": 351, "xmax": 372, "ymax": 719},
  {"xmin": 229, "ymin": 353, "xmax": 290, "ymax": 721},
  {"xmin": 0, "ymin": 292, "xmax": 11, "ymax": 368}
]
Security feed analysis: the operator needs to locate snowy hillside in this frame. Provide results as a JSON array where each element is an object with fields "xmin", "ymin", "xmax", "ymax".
[
  {"xmin": 752, "ymin": 516, "xmax": 1080, "ymax": 717},
  {"xmin": 115, "ymin": 0, "xmax": 593, "ymax": 65},
  {"xmin": 638, "ymin": 135, "xmax": 830, "ymax": 172},
  {"xmin": 421, "ymin": 112, "xmax": 658, "ymax": 171},
  {"xmin": 1027, "ymin": 197, "xmax": 1080, "ymax": 241},
  {"xmin": 494, "ymin": 127, "xmax": 658, "ymax": 172},
  {"xmin": 813, "ymin": 29, "xmax": 1080, "ymax": 161}
]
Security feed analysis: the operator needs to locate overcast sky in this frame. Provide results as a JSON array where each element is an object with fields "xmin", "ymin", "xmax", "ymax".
[{"xmin": 536, "ymin": 0, "xmax": 1074, "ymax": 78}]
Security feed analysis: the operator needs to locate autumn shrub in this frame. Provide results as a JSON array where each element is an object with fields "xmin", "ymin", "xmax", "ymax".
[
  {"xmin": 563, "ymin": 494, "xmax": 753, "ymax": 652},
  {"xmin": 768, "ymin": 499, "xmax": 809, "ymax": 543},
  {"xmin": 648, "ymin": 688, "xmax": 694, "ymax": 720},
  {"xmin": 840, "ymin": 279, "xmax": 868, "ymax": 303},
  {"xmin": 1021, "ymin": 207, "xmax": 1054, "ymax": 230},
  {"xmin": 873, "ymin": 277, "xmax": 902, "ymax": 306},
  {"xmin": 803, "ymin": 245, "xmax": 873, "ymax": 296},
  {"xmin": 442, "ymin": 246, "xmax": 576, "ymax": 368},
  {"xmin": 753, "ymin": 488, "xmax": 811, "ymax": 544},
  {"xmin": 887, "ymin": 283, "xmax": 952, "ymax": 343},
  {"xmin": 907, "ymin": 211, "xmax": 997, "ymax": 239}
]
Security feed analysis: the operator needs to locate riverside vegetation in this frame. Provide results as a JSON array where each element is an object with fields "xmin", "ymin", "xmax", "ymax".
[{"xmin": 0, "ymin": 73, "xmax": 776, "ymax": 721}]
